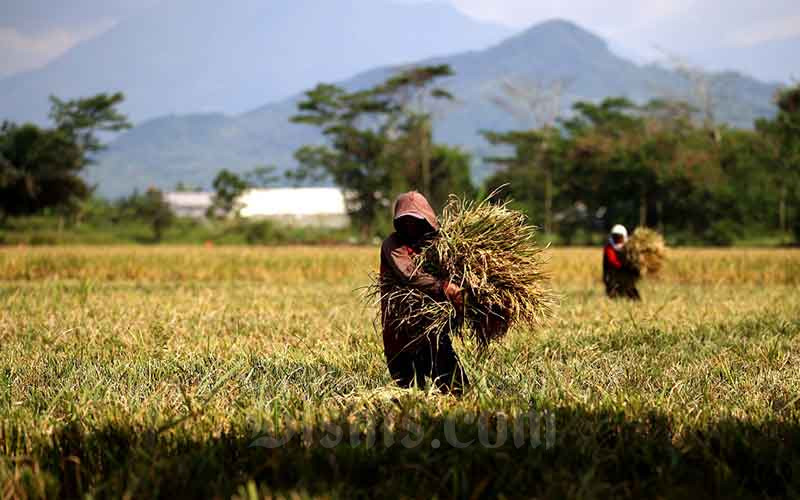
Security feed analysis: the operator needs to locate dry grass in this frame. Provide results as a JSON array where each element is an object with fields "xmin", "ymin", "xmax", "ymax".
[
  {"xmin": 3, "ymin": 245, "xmax": 797, "ymax": 285},
  {"xmin": 0, "ymin": 245, "xmax": 799, "ymax": 497}
]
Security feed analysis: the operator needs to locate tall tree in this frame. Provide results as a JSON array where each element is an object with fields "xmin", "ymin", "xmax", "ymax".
[
  {"xmin": 0, "ymin": 93, "xmax": 130, "ymax": 219},
  {"xmin": 291, "ymin": 84, "xmax": 394, "ymax": 235},
  {"xmin": 49, "ymin": 92, "xmax": 131, "ymax": 156},
  {"xmin": 488, "ymin": 77, "xmax": 570, "ymax": 233},
  {"xmin": 380, "ymin": 65, "xmax": 454, "ymax": 199},
  {"xmin": 291, "ymin": 66, "xmax": 456, "ymax": 236},
  {"xmin": 482, "ymin": 127, "xmax": 565, "ymax": 229},
  {"xmin": 0, "ymin": 123, "xmax": 86, "ymax": 218},
  {"xmin": 209, "ymin": 169, "xmax": 250, "ymax": 218},
  {"xmin": 245, "ymin": 165, "xmax": 280, "ymax": 188},
  {"xmin": 756, "ymin": 84, "xmax": 800, "ymax": 239},
  {"xmin": 137, "ymin": 188, "xmax": 174, "ymax": 242}
]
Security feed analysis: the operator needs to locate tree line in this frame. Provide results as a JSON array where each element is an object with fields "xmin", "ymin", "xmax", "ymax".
[
  {"xmin": 293, "ymin": 65, "xmax": 799, "ymax": 245},
  {"xmin": 1, "ymin": 65, "xmax": 798, "ymax": 245}
]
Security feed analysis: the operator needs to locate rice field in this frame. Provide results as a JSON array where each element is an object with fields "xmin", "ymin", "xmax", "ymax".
[{"xmin": 1, "ymin": 245, "xmax": 799, "ymax": 498}]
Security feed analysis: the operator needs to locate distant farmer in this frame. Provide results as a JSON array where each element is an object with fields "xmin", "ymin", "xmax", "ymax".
[
  {"xmin": 603, "ymin": 224, "xmax": 641, "ymax": 300},
  {"xmin": 380, "ymin": 192, "xmax": 469, "ymax": 394}
]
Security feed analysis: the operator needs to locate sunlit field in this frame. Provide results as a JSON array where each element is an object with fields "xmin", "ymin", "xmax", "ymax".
[{"xmin": 1, "ymin": 246, "xmax": 799, "ymax": 498}]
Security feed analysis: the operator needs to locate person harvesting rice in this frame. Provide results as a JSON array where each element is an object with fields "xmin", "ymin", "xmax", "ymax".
[
  {"xmin": 603, "ymin": 225, "xmax": 667, "ymax": 300},
  {"xmin": 378, "ymin": 190, "xmax": 553, "ymax": 394},
  {"xmin": 603, "ymin": 224, "xmax": 641, "ymax": 300},
  {"xmin": 380, "ymin": 191, "xmax": 470, "ymax": 394}
]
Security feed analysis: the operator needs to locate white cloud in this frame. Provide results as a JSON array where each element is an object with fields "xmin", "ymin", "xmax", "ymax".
[{"xmin": 0, "ymin": 19, "xmax": 116, "ymax": 77}]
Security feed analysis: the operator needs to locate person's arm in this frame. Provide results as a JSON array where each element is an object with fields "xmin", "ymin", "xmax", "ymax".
[
  {"xmin": 382, "ymin": 237, "xmax": 445, "ymax": 297},
  {"xmin": 605, "ymin": 245, "xmax": 623, "ymax": 269}
]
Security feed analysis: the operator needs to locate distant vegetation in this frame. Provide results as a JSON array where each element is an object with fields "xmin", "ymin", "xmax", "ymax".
[
  {"xmin": 0, "ymin": 210, "xmax": 356, "ymax": 247},
  {"xmin": 483, "ymin": 89, "xmax": 800, "ymax": 245},
  {"xmin": 1, "ymin": 68, "xmax": 798, "ymax": 246},
  {"xmin": 0, "ymin": 95, "xmax": 353, "ymax": 246},
  {"xmin": 288, "ymin": 64, "xmax": 798, "ymax": 245},
  {"xmin": 0, "ymin": 93, "xmax": 130, "ymax": 219}
]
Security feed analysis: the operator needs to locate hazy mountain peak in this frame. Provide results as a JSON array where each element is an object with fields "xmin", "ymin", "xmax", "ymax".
[{"xmin": 498, "ymin": 18, "xmax": 608, "ymax": 52}]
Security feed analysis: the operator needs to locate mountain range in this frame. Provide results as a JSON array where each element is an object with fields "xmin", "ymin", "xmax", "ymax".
[
  {"xmin": 86, "ymin": 19, "xmax": 779, "ymax": 197},
  {"xmin": 0, "ymin": 0, "xmax": 511, "ymax": 124}
]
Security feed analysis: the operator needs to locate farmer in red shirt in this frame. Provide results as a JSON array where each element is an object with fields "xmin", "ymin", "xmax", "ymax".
[
  {"xmin": 603, "ymin": 224, "xmax": 641, "ymax": 300},
  {"xmin": 379, "ymin": 192, "xmax": 468, "ymax": 394}
]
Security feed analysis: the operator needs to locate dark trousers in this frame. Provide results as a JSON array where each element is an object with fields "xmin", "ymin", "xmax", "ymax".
[
  {"xmin": 606, "ymin": 282, "xmax": 641, "ymax": 300},
  {"xmin": 386, "ymin": 332, "xmax": 468, "ymax": 395},
  {"xmin": 604, "ymin": 271, "xmax": 641, "ymax": 301}
]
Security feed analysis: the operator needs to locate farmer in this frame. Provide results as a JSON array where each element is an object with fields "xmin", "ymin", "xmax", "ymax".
[
  {"xmin": 603, "ymin": 224, "xmax": 641, "ymax": 300},
  {"xmin": 380, "ymin": 191, "xmax": 469, "ymax": 394}
]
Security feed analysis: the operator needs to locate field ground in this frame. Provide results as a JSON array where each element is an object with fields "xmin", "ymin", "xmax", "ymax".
[{"xmin": 1, "ymin": 246, "xmax": 799, "ymax": 498}]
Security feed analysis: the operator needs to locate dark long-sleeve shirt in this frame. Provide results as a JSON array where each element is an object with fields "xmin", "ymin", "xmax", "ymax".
[{"xmin": 380, "ymin": 232, "xmax": 443, "ymax": 297}]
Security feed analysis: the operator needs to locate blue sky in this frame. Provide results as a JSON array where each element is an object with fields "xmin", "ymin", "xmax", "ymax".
[{"xmin": 2, "ymin": 0, "xmax": 798, "ymax": 80}]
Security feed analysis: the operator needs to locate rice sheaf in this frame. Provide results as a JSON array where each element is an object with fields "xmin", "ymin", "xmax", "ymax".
[{"xmin": 623, "ymin": 227, "xmax": 667, "ymax": 277}]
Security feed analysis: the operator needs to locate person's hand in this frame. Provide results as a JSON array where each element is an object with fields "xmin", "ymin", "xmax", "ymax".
[{"xmin": 444, "ymin": 281, "xmax": 464, "ymax": 311}]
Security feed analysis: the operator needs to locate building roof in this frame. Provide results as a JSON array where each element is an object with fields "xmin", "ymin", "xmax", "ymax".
[{"xmin": 238, "ymin": 188, "xmax": 347, "ymax": 218}]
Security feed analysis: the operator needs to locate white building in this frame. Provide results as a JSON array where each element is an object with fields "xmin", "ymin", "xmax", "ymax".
[
  {"xmin": 164, "ymin": 187, "xmax": 350, "ymax": 228},
  {"xmin": 238, "ymin": 187, "xmax": 349, "ymax": 228}
]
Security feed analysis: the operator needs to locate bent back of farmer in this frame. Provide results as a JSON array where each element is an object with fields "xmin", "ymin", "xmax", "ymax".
[
  {"xmin": 603, "ymin": 224, "xmax": 641, "ymax": 300},
  {"xmin": 380, "ymin": 192, "xmax": 468, "ymax": 394}
]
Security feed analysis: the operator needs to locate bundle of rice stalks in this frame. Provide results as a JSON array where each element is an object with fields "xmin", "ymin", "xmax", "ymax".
[
  {"xmin": 624, "ymin": 227, "xmax": 667, "ymax": 276},
  {"xmin": 372, "ymin": 193, "xmax": 554, "ymax": 349}
]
